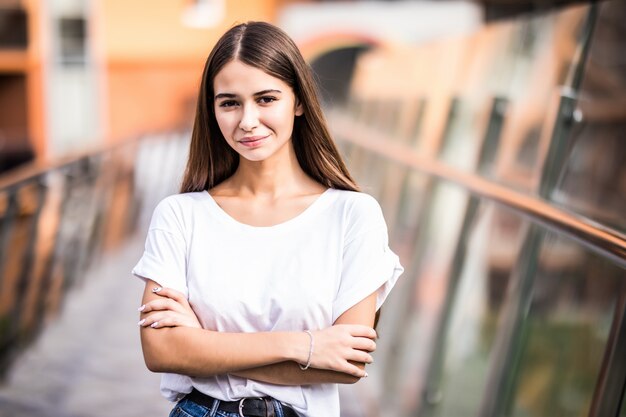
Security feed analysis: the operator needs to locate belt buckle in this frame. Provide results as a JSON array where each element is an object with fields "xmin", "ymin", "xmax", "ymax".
[
  {"xmin": 238, "ymin": 398, "xmax": 246, "ymax": 417},
  {"xmin": 238, "ymin": 397, "xmax": 266, "ymax": 417}
]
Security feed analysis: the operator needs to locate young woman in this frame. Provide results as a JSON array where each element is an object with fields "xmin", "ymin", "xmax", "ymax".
[{"xmin": 133, "ymin": 21, "xmax": 403, "ymax": 417}]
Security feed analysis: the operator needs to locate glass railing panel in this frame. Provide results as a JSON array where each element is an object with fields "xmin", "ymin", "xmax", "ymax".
[
  {"xmin": 332, "ymin": 3, "xmax": 626, "ymax": 416},
  {"xmin": 437, "ymin": 98, "xmax": 491, "ymax": 172},
  {"xmin": 0, "ymin": 138, "xmax": 158, "ymax": 377},
  {"xmin": 412, "ymin": 198, "xmax": 527, "ymax": 417},
  {"xmin": 390, "ymin": 169, "xmax": 431, "ymax": 254},
  {"xmin": 402, "ymin": 97, "xmax": 427, "ymax": 149},
  {"xmin": 0, "ymin": 177, "xmax": 55, "ymax": 374},
  {"xmin": 382, "ymin": 99, "xmax": 403, "ymax": 138},
  {"xmin": 504, "ymin": 231, "xmax": 625, "ymax": 417},
  {"xmin": 353, "ymin": 152, "xmax": 383, "ymax": 196},
  {"xmin": 489, "ymin": 6, "xmax": 589, "ymax": 193},
  {"xmin": 549, "ymin": 113, "xmax": 626, "ymax": 233},
  {"xmin": 336, "ymin": 140, "xmax": 353, "ymax": 164},
  {"xmin": 433, "ymin": 20, "xmax": 517, "ymax": 174},
  {"xmin": 341, "ymin": 142, "xmax": 366, "ymax": 179},
  {"xmin": 376, "ymin": 179, "xmax": 479, "ymax": 416},
  {"xmin": 376, "ymin": 159, "xmax": 408, "ymax": 230},
  {"xmin": 546, "ymin": 1, "xmax": 626, "ymax": 234},
  {"xmin": 364, "ymin": 168, "xmax": 624, "ymax": 417}
]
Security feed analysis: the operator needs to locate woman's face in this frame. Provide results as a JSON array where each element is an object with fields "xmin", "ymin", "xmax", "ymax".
[{"xmin": 213, "ymin": 60, "xmax": 303, "ymax": 163}]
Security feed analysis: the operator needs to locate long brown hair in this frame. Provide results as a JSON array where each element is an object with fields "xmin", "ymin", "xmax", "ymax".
[{"xmin": 180, "ymin": 21, "xmax": 359, "ymax": 193}]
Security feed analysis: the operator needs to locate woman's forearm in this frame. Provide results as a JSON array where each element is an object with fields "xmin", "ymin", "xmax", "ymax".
[
  {"xmin": 232, "ymin": 361, "xmax": 364, "ymax": 385},
  {"xmin": 141, "ymin": 326, "xmax": 308, "ymax": 377},
  {"xmin": 139, "ymin": 280, "xmax": 311, "ymax": 377}
]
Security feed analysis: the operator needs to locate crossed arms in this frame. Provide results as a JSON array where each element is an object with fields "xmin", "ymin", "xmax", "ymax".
[{"xmin": 138, "ymin": 279, "xmax": 379, "ymax": 385}]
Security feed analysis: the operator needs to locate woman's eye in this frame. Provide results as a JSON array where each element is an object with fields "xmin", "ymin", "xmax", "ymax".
[
  {"xmin": 258, "ymin": 96, "xmax": 277, "ymax": 104},
  {"xmin": 219, "ymin": 100, "xmax": 238, "ymax": 108}
]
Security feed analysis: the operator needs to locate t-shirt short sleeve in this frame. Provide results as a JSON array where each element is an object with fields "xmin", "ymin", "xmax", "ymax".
[
  {"xmin": 332, "ymin": 195, "xmax": 404, "ymax": 323},
  {"xmin": 132, "ymin": 197, "xmax": 188, "ymax": 297}
]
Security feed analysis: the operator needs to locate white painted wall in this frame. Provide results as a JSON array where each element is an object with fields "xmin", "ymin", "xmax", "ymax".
[
  {"xmin": 45, "ymin": 0, "xmax": 102, "ymax": 157},
  {"xmin": 279, "ymin": 1, "xmax": 483, "ymax": 46}
]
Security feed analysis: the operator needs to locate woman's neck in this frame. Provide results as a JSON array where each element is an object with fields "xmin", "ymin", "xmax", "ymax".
[{"xmin": 225, "ymin": 146, "xmax": 323, "ymax": 198}]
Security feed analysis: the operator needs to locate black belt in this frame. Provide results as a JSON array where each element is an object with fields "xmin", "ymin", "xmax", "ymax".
[{"xmin": 185, "ymin": 388, "xmax": 299, "ymax": 417}]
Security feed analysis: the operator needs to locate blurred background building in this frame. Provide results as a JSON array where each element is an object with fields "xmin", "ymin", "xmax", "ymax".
[
  {"xmin": 0, "ymin": 0, "xmax": 624, "ymax": 416},
  {"xmin": 1, "ymin": 0, "xmax": 485, "ymax": 170}
]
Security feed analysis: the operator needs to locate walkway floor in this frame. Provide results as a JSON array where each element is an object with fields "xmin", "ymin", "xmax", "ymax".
[{"xmin": 0, "ymin": 234, "xmax": 172, "ymax": 417}]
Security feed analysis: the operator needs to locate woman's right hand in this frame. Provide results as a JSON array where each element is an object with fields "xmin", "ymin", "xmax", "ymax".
[
  {"xmin": 138, "ymin": 286, "xmax": 202, "ymax": 330},
  {"xmin": 304, "ymin": 324, "xmax": 377, "ymax": 377}
]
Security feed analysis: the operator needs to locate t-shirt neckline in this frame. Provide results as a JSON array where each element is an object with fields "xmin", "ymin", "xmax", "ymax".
[{"xmin": 203, "ymin": 188, "xmax": 335, "ymax": 231}]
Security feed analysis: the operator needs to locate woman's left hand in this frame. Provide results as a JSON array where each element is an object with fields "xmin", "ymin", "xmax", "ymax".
[{"xmin": 138, "ymin": 287, "xmax": 202, "ymax": 329}]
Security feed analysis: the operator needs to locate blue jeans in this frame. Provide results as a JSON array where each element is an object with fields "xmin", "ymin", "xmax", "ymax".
[{"xmin": 169, "ymin": 398, "xmax": 293, "ymax": 417}]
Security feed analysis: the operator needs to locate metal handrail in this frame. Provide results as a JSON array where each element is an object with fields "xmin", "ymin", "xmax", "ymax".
[
  {"xmin": 330, "ymin": 112, "xmax": 626, "ymax": 268},
  {"xmin": 0, "ymin": 139, "xmax": 137, "ymax": 192}
]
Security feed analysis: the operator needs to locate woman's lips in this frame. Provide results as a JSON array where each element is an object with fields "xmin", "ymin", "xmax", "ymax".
[{"xmin": 239, "ymin": 135, "xmax": 268, "ymax": 148}]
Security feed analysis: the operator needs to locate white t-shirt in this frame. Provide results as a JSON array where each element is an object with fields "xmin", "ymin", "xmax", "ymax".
[{"xmin": 132, "ymin": 188, "xmax": 403, "ymax": 417}]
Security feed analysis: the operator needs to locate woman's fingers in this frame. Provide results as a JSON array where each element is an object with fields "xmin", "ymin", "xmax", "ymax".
[
  {"xmin": 331, "ymin": 359, "xmax": 368, "ymax": 378},
  {"xmin": 139, "ymin": 297, "xmax": 183, "ymax": 314},
  {"xmin": 139, "ymin": 311, "xmax": 179, "ymax": 328},
  {"xmin": 345, "ymin": 324, "xmax": 377, "ymax": 339},
  {"xmin": 152, "ymin": 286, "xmax": 189, "ymax": 306},
  {"xmin": 347, "ymin": 349, "xmax": 374, "ymax": 364},
  {"xmin": 139, "ymin": 311, "xmax": 198, "ymax": 329},
  {"xmin": 353, "ymin": 337, "xmax": 377, "ymax": 352},
  {"xmin": 345, "ymin": 363, "xmax": 368, "ymax": 378},
  {"xmin": 333, "ymin": 325, "xmax": 377, "ymax": 351}
]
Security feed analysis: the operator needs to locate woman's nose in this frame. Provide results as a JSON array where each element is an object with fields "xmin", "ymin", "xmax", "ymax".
[{"xmin": 239, "ymin": 104, "xmax": 259, "ymax": 131}]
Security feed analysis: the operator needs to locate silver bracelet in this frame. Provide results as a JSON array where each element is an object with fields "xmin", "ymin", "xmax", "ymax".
[{"xmin": 299, "ymin": 330, "xmax": 314, "ymax": 370}]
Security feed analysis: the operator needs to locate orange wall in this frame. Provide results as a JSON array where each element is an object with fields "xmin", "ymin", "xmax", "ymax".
[
  {"xmin": 102, "ymin": 0, "xmax": 277, "ymax": 61},
  {"xmin": 106, "ymin": 62, "xmax": 202, "ymax": 140},
  {"xmin": 99, "ymin": 0, "xmax": 278, "ymax": 141},
  {"xmin": 22, "ymin": 0, "xmax": 47, "ymax": 159}
]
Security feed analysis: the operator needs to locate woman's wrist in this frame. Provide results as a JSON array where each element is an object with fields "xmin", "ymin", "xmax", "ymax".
[
  {"xmin": 298, "ymin": 330, "xmax": 314, "ymax": 370},
  {"xmin": 282, "ymin": 331, "xmax": 311, "ymax": 364}
]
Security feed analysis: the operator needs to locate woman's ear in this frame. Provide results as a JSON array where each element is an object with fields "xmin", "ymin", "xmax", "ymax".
[{"xmin": 295, "ymin": 98, "xmax": 304, "ymax": 116}]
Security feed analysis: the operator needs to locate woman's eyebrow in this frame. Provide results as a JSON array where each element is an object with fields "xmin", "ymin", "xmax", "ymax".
[
  {"xmin": 214, "ymin": 93, "xmax": 236, "ymax": 100},
  {"xmin": 214, "ymin": 89, "xmax": 282, "ymax": 100},
  {"xmin": 254, "ymin": 89, "xmax": 282, "ymax": 96}
]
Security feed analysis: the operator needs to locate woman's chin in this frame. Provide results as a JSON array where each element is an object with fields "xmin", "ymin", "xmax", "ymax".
[{"xmin": 237, "ymin": 151, "xmax": 271, "ymax": 163}]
